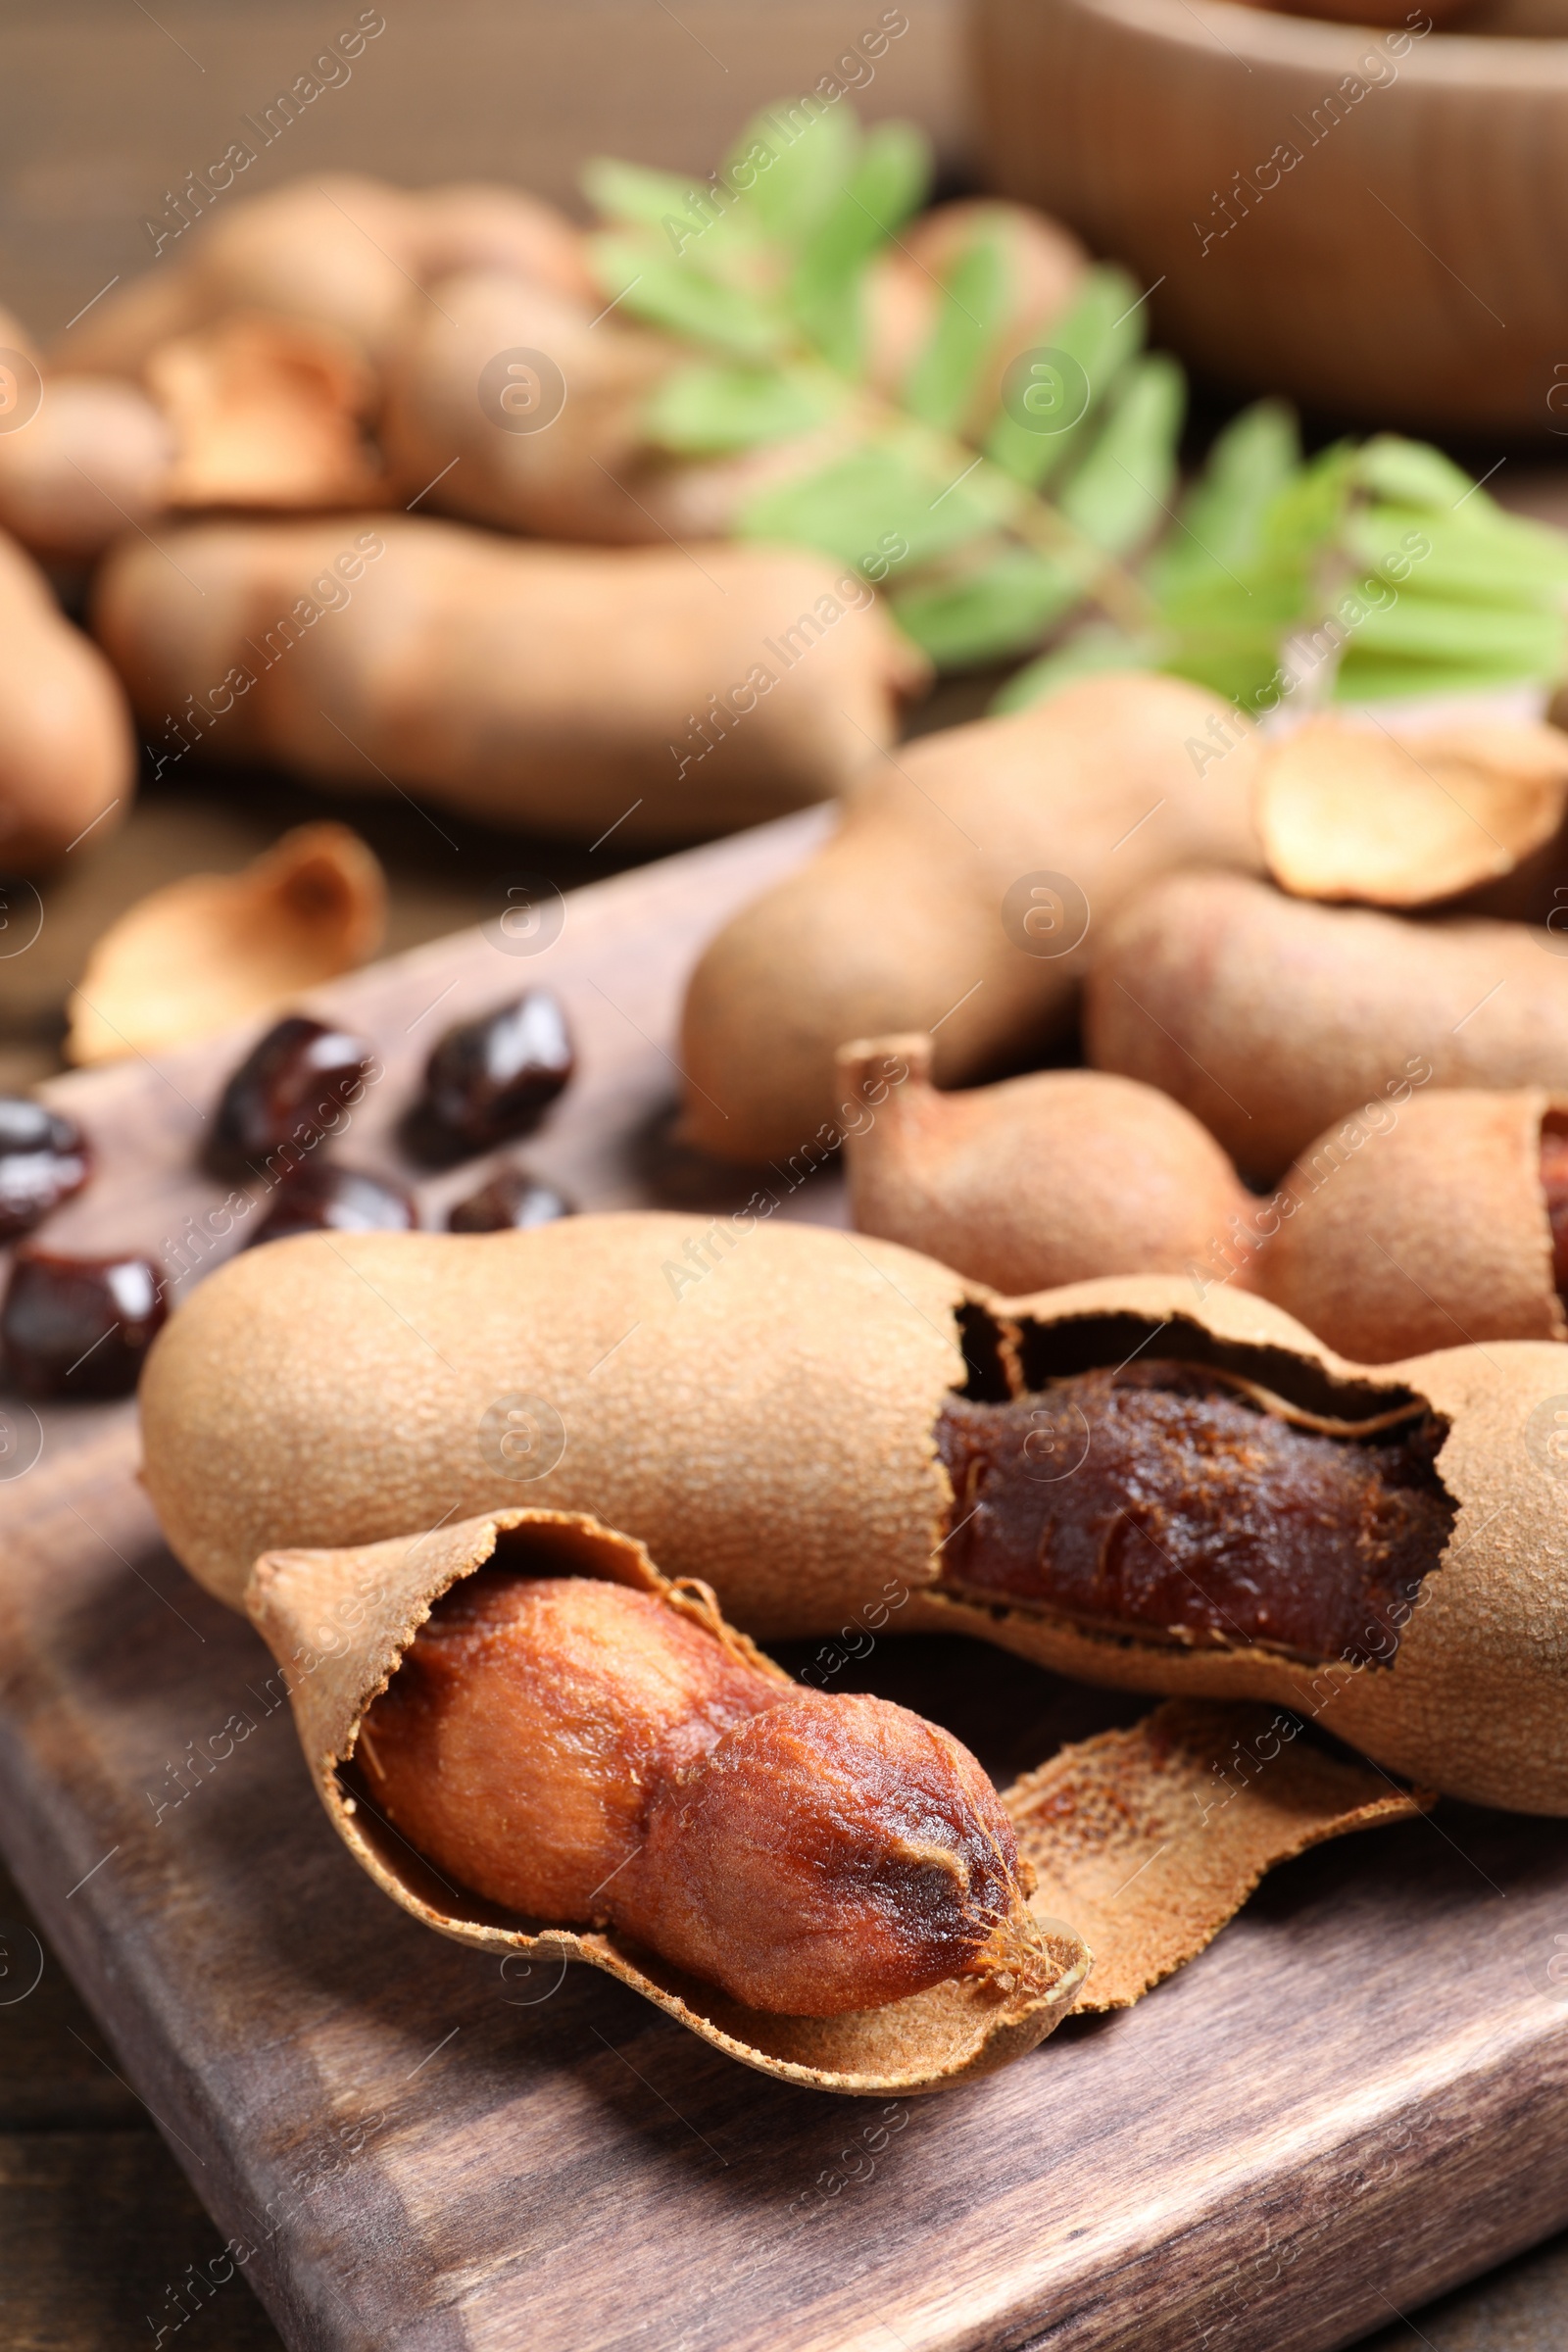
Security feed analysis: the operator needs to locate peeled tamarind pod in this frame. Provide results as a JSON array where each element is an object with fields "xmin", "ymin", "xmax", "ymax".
[
  {"xmin": 251, "ymin": 1504, "xmax": 1085, "ymax": 2092},
  {"xmin": 0, "ymin": 528, "xmax": 133, "ymax": 868},
  {"xmin": 1240, "ymin": 1087, "xmax": 1568, "ymax": 1361},
  {"xmin": 92, "ymin": 516, "xmax": 924, "ymax": 845},
  {"xmin": 1085, "ymin": 868, "xmax": 1568, "ymax": 1181},
  {"xmin": 839, "ymin": 1033, "xmax": 1250, "ymax": 1294},
  {"xmin": 139, "ymin": 1216, "xmax": 1568, "ymax": 1810},
  {"xmin": 679, "ymin": 672, "xmax": 1266, "ymax": 1165}
]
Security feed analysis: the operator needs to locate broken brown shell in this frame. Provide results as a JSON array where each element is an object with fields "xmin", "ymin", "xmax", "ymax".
[
  {"xmin": 679, "ymin": 671, "xmax": 1267, "ymax": 1166},
  {"xmin": 67, "ymin": 821, "xmax": 386, "ymax": 1064},
  {"xmin": 250, "ymin": 1503, "xmax": 1088, "ymax": 2095},
  {"xmin": 91, "ymin": 517, "xmax": 925, "ymax": 847},
  {"xmin": 1008, "ymin": 1698, "xmax": 1427, "ymax": 2012},
  {"xmin": 1085, "ymin": 867, "xmax": 1568, "ymax": 1181},
  {"xmin": 137, "ymin": 1215, "xmax": 1568, "ymax": 1811},
  {"xmin": 1255, "ymin": 717, "xmax": 1568, "ymax": 908},
  {"xmin": 0, "ymin": 526, "xmax": 134, "ymax": 871},
  {"xmin": 147, "ymin": 315, "xmax": 382, "ymax": 512},
  {"xmin": 838, "ymin": 1032, "xmax": 1250, "ymax": 1294},
  {"xmin": 1243, "ymin": 1086, "xmax": 1568, "ymax": 1361}
]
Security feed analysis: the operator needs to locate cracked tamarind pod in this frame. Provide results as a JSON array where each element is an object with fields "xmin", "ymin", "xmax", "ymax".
[
  {"xmin": 139, "ymin": 1216, "xmax": 1568, "ymax": 1812},
  {"xmin": 838, "ymin": 1033, "xmax": 1252, "ymax": 1295},
  {"xmin": 1241, "ymin": 1087, "xmax": 1568, "ymax": 1361},
  {"xmin": 359, "ymin": 1570, "xmax": 1033, "ymax": 2017},
  {"xmin": 1083, "ymin": 868, "xmax": 1568, "ymax": 1182},
  {"xmin": 248, "ymin": 1506, "xmax": 1086, "ymax": 2094}
]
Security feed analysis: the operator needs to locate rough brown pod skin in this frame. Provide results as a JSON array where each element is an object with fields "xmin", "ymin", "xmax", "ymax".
[
  {"xmin": 139, "ymin": 1216, "xmax": 1568, "ymax": 1812},
  {"xmin": 839, "ymin": 1032, "xmax": 1250, "ymax": 1295},
  {"xmin": 251, "ymin": 1504, "xmax": 1086, "ymax": 2095},
  {"xmin": 0, "ymin": 529, "xmax": 134, "ymax": 869},
  {"xmin": 92, "ymin": 517, "xmax": 924, "ymax": 846},
  {"xmin": 1243, "ymin": 1087, "xmax": 1568, "ymax": 1362},
  {"xmin": 679, "ymin": 672, "xmax": 1266, "ymax": 1166},
  {"xmin": 56, "ymin": 173, "xmax": 592, "ymax": 376},
  {"xmin": 1084, "ymin": 868, "xmax": 1568, "ymax": 1181}
]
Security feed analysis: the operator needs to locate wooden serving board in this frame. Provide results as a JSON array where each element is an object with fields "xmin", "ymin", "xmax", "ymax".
[{"xmin": 2, "ymin": 809, "xmax": 1568, "ymax": 2352}]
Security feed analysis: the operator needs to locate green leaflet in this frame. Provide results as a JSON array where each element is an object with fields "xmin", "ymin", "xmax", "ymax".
[
  {"xmin": 891, "ymin": 548, "xmax": 1084, "ymax": 666},
  {"xmin": 1145, "ymin": 400, "xmax": 1299, "ymax": 600},
  {"xmin": 992, "ymin": 624, "xmax": 1157, "ymax": 711},
  {"xmin": 902, "ymin": 235, "xmax": 1013, "ymax": 433},
  {"xmin": 723, "ymin": 99, "xmax": 860, "ymax": 243},
  {"xmin": 1056, "ymin": 354, "xmax": 1185, "ymax": 557},
  {"xmin": 587, "ymin": 235, "xmax": 782, "ymax": 360},
  {"xmin": 736, "ymin": 440, "xmax": 1007, "ymax": 570},
  {"xmin": 582, "ymin": 159, "xmax": 732, "ymax": 244},
  {"xmin": 789, "ymin": 122, "xmax": 931, "ymax": 375},
  {"xmin": 642, "ymin": 362, "xmax": 837, "ymax": 455},
  {"xmin": 983, "ymin": 265, "xmax": 1145, "ymax": 491}
]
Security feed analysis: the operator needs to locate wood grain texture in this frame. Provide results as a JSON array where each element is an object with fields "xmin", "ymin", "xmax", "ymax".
[
  {"xmin": 973, "ymin": 0, "xmax": 1568, "ymax": 435},
  {"xmin": 2, "ymin": 810, "xmax": 1568, "ymax": 2351},
  {"xmin": 0, "ymin": 1, "xmax": 964, "ymax": 343}
]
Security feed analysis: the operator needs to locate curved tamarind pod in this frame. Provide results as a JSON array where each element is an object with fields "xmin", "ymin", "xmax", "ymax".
[
  {"xmin": 55, "ymin": 175, "xmax": 591, "ymax": 376},
  {"xmin": 839, "ymin": 1033, "xmax": 1250, "ymax": 1295},
  {"xmin": 1085, "ymin": 868, "xmax": 1568, "ymax": 1181},
  {"xmin": 679, "ymin": 671, "xmax": 1266, "ymax": 1165},
  {"xmin": 92, "ymin": 516, "xmax": 924, "ymax": 845},
  {"xmin": 251, "ymin": 1504, "xmax": 1085, "ymax": 2093},
  {"xmin": 0, "ymin": 528, "xmax": 133, "ymax": 869},
  {"xmin": 1242, "ymin": 1087, "xmax": 1568, "ymax": 1361},
  {"xmin": 138, "ymin": 1217, "xmax": 1568, "ymax": 1810},
  {"xmin": 0, "ymin": 374, "xmax": 172, "ymax": 564}
]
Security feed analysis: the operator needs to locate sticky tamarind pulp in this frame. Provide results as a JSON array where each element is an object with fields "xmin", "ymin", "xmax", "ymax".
[
  {"xmin": 936, "ymin": 1363, "xmax": 1455, "ymax": 1664},
  {"xmin": 358, "ymin": 1572, "xmax": 1034, "ymax": 2016}
]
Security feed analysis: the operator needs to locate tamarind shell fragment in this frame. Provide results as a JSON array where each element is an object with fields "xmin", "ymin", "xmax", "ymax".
[
  {"xmin": 250, "ymin": 1504, "xmax": 1089, "ymax": 2095},
  {"xmin": 678, "ymin": 671, "xmax": 1266, "ymax": 1166},
  {"xmin": 839, "ymin": 1033, "xmax": 1250, "ymax": 1295},
  {"xmin": 1246, "ymin": 1087, "xmax": 1568, "ymax": 1362},
  {"xmin": 1085, "ymin": 868, "xmax": 1568, "ymax": 1179},
  {"xmin": 140, "ymin": 1219, "xmax": 1568, "ymax": 1810}
]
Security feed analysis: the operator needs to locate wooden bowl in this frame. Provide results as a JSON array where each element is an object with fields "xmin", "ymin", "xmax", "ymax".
[{"xmin": 974, "ymin": 0, "xmax": 1568, "ymax": 436}]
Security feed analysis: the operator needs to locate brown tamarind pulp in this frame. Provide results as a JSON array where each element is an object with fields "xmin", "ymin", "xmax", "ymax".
[
  {"xmin": 1541, "ymin": 1129, "xmax": 1568, "ymax": 1298},
  {"xmin": 936, "ymin": 1363, "xmax": 1455, "ymax": 1665},
  {"xmin": 359, "ymin": 1571, "xmax": 1032, "ymax": 2017}
]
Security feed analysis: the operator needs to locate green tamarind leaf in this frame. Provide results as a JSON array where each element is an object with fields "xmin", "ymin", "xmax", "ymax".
[
  {"xmin": 587, "ymin": 235, "xmax": 783, "ymax": 360},
  {"xmin": 723, "ymin": 98, "xmax": 860, "ymax": 244},
  {"xmin": 736, "ymin": 441, "xmax": 1004, "ymax": 569},
  {"xmin": 642, "ymin": 362, "xmax": 836, "ymax": 455},
  {"xmin": 789, "ymin": 120, "xmax": 931, "ymax": 373},
  {"xmin": 890, "ymin": 549, "xmax": 1082, "ymax": 666},
  {"xmin": 1056, "ymin": 353, "xmax": 1185, "ymax": 557},
  {"xmin": 992, "ymin": 623, "xmax": 1158, "ymax": 711},
  {"xmin": 901, "ymin": 234, "xmax": 1012, "ymax": 434},
  {"xmin": 982, "ymin": 264, "xmax": 1145, "ymax": 490}
]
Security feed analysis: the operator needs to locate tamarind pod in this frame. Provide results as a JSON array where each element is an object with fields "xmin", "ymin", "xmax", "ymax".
[
  {"xmin": 0, "ymin": 529, "xmax": 133, "ymax": 869},
  {"xmin": 0, "ymin": 375, "xmax": 172, "ymax": 564},
  {"xmin": 679, "ymin": 671, "xmax": 1266, "ymax": 1165},
  {"xmin": 137, "ymin": 1218, "xmax": 1568, "ymax": 1809},
  {"xmin": 91, "ymin": 516, "xmax": 924, "ymax": 845},
  {"xmin": 839, "ymin": 1033, "xmax": 1250, "ymax": 1295},
  {"xmin": 56, "ymin": 175, "xmax": 590, "ymax": 376},
  {"xmin": 1244, "ymin": 1087, "xmax": 1568, "ymax": 1362},
  {"xmin": 1084, "ymin": 868, "xmax": 1568, "ymax": 1181},
  {"xmin": 380, "ymin": 270, "xmax": 855, "ymax": 546},
  {"xmin": 250, "ymin": 1504, "xmax": 1087, "ymax": 2094}
]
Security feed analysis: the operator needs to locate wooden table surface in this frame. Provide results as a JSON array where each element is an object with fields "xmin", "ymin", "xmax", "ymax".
[{"xmin": 3, "ymin": 5, "xmax": 1568, "ymax": 2344}]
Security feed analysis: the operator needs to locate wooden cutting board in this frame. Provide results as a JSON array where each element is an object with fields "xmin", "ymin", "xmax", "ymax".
[{"xmin": 2, "ymin": 808, "xmax": 1567, "ymax": 2352}]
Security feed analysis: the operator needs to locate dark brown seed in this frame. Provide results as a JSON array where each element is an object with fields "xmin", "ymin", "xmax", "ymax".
[
  {"xmin": 3, "ymin": 1250, "xmax": 167, "ymax": 1398},
  {"xmin": 247, "ymin": 1163, "xmax": 417, "ymax": 1248},
  {"xmin": 0, "ymin": 1100, "xmax": 91, "ymax": 1240},
  {"xmin": 446, "ymin": 1169, "xmax": 575, "ymax": 1232},
  {"xmin": 206, "ymin": 1015, "xmax": 375, "ymax": 1180},
  {"xmin": 412, "ymin": 993, "xmax": 573, "ymax": 1161}
]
